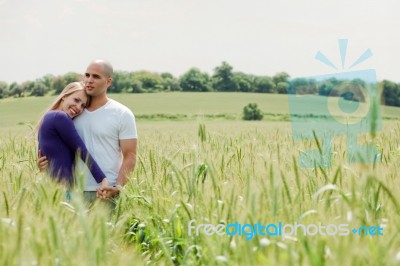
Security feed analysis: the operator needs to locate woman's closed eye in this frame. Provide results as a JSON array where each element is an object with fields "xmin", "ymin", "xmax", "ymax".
[{"xmin": 73, "ymin": 98, "xmax": 86, "ymax": 109}]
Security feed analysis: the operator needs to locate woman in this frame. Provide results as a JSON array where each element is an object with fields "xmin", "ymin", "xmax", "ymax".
[{"xmin": 36, "ymin": 82, "xmax": 108, "ymax": 190}]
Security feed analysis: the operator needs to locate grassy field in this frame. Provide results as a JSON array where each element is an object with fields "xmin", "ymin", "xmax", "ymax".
[
  {"xmin": 1, "ymin": 92, "xmax": 400, "ymax": 265},
  {"xmin": 1, "ymin": 92, "xmax": 399, "ymax": 129}
]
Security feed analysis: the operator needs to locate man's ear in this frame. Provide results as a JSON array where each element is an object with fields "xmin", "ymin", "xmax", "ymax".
[{"xmin": 107, "ymin": 77, "xmax": 112, "ymax": 88}]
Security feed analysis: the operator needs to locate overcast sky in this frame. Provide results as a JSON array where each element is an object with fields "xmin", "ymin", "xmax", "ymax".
[{"xmin": 0, "ymin": 0, "xmax": 399, "ymax": 84}]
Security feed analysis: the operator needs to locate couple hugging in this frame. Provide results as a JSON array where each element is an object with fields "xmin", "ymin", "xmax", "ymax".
[{"xmin": 36, "ymin": 59, "xmax": 137, "ymax": 205}]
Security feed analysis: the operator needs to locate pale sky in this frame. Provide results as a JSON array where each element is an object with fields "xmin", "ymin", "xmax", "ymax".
[{"xmin": 0, "ymin": 0, "xmax": 399, "ymax": 84}]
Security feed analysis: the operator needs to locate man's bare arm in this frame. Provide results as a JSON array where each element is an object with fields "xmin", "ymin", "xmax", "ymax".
[
  {"xmin": 117, "ymin": 138, "xmax": 137, "ymax": 186},
  {"xmin": 97, "ymin": 138, "xmax": 137, "ymax": 199}
]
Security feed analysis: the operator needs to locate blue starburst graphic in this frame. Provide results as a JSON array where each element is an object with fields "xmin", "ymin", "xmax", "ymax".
[
  {"xmin": 288, "ymin": 39, "xmax": 381, "ymax": 168},
  {"xmin": 315, "ymin": 39, "xmax": 374, "ymax": 70}
]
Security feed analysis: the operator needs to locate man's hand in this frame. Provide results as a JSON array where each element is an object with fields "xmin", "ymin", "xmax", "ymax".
[
  {"xmin": 37, "ymin": 152, "xmax": 48, "ymax": 172},
  {"xmin": 96, "ymin": 185, "xmax": 120, "ymax": 200},
  {"xmin": 96, "ymin": 178, "xmax": 111, "ymax": 200}
]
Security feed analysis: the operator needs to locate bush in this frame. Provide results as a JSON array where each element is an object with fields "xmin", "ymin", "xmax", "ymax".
[{"xmin": 242, "ymin": 103, "xmax": 263, "ymax": 120}]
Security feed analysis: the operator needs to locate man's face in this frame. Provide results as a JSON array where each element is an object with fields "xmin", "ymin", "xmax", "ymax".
[{"xmin": 84, "ymin": 63, "xmax": 111, "ymax": 97}]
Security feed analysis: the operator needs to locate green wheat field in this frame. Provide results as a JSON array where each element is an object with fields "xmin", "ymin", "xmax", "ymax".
[{"xmin": 1, "ymin": 92, "xmax": 400, "ymax": 265}]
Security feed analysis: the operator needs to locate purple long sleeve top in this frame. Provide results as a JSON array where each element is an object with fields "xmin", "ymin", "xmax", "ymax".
[{"xmin": 38, "ymin": 110, "xmax": 106, "ymax": 186}]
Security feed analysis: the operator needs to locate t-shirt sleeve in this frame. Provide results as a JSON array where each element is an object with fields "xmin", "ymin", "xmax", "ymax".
[
  {"xmin": 53, "ymin": 112, "xmax": 106, "ymax": 183},
  {"xmin": 119, "ymin": 109, "xmax": 137, "ymax": 140}
]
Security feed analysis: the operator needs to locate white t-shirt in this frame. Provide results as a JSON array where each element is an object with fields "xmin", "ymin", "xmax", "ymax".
[{"xmin": 74, "ymin": 99, "xmax": 137, "ymax": 191}]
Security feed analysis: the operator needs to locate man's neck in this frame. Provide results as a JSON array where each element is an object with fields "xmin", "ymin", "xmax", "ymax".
[{"xmin": 88, "ymin": 95, "xmax": 109, "ymax": 111}]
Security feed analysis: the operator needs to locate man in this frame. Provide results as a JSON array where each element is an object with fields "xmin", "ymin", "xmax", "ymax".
[{"xmin": 39, "ymin": 59, "xmax": 137, "ymax": 203}]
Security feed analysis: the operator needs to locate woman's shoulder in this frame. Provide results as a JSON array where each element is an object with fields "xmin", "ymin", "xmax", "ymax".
[{"xmin": 44, "ymin": 110, "xmax": 70, "ymax": 120}]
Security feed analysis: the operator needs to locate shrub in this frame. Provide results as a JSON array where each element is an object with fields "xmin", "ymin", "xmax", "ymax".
[{"xmin": 242, "ymin": 103, "xmax": 263, "ymax": 120}]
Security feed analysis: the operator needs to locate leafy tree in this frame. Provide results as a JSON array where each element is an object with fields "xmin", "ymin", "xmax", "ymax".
[
  {"xmin": 254, "ymin": 76, "xmax": 275, "ymax": 93},
  {"xmin": 233, "ymin": 72, "xmax": 254, "ymax": 92},
  {"xmin": 64, "ymin": 72, "xmax": 82, "ymax": 84},
  {"xmin": 162, "ymin": 77, "xmax": 181, "ymax": 91},
  {"xmin": 0, "ymin": 81, "xmax": 8, "ymax": 99},
  {"xmin": 319, "ymin": 80, "xmax": 334, "ymax": 96},
  {"xmin": 337, "ymin": 79, "xmax": 367, "ymax": 102},
  {"xmin": 130, "ymin": 79, "xmax": 144, "ymax": 93},
  {"xmin": 179, "ymin": 68, "xmax": 211, "ymax": 92},
  {"xmin": 52, "ymin": 76, "xmax": 66, "ymax": 94},
  {"xmin": 52, "ymin": 72, "xmax": 81, "ymax": 94},
  {"xmin": 9, "ymin": 82, "xmax": 23, "ymax": 97},
  {"xmin": 109, "ymin": 71, "xmax": 131, "ymax": 93},
  {"xmin": 242, "ymin": 103, "xmax": 263, "ymax": 120},
  {"xmin": 318, "ymin": 77, "xmax": 340, "ymax": 96},
  {"xmin": 272, "ymin": 72, "xmax": 290, "ymax": 93},
  {"xmin": 30, "ymin": 82, "xmax": 48, "ymax": 96},
  {"xmin": 382, "ymin": 80, "xmax": 400, "ymax": 106},
  {"xmin": 307, "ymin": 79, "xmax": 318, "ymax": 94},
  {"xmin": 133, "ymin": 71, "xmax": 164, "ymax": 91},
  {"xmin": 161, "ymin": 72, "xmax": 174, "ymax": 80},
  {"xmin": 160, "ymin": 72, "xmax": 180, "ymax": 91},
  {"xmin": 288, "ymin": 78, "xmax": 317, "ymax": 95},
  {"xmin": 212, "ymin": 62, "xmax": 239, "ymax": 92},
  {"xmin": 276, "ymin": 82, "xmax": 288, "ymax": 94},
  {"xmin": 39, "ymin": 74, "xmax": 55, "ymax": 90},
  {"xmin": 21, "ymin": 81, "xmax": 35, "ymax": 95}
]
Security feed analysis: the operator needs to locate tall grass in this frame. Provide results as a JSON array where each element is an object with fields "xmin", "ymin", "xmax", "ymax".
[
  {"xmin": 117, "ymin": 121, "xmax": 400, "ymax": 265},
  {"xmin": 1, "ymin": 120, "xmax": 400, "ymax": 265},
  {"xmin": 0, "ymin": 131, "xmax": 143, "ymax": 266}
]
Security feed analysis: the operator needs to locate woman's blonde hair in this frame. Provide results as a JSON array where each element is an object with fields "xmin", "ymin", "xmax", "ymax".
[{"xmin": 34, "ymin": 82, "xmax": 90, "ymax": 133}]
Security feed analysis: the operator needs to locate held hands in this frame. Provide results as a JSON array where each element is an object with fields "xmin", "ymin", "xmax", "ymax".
[
  {"xmin": 37, "ymin": 150, "xmax": 119, "ymax": 200},
  {"xmin": 96, "ymin": 178, "xmax": 120, "ymax": 200}
]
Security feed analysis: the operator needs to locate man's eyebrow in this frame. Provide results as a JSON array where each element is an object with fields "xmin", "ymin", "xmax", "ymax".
[{"xmin": 85, "ymin": 73, "xmax": 101, "ymax": 78}]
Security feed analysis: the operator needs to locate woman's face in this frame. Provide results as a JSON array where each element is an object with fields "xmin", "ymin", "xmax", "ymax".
[{"xmin": 60, "ymin": 90, "xmax": 88, "ymax": 118}]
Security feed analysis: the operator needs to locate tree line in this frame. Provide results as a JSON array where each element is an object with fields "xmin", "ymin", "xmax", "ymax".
[{"xmin": 0, "ymin": 62, "xmax": 399, "ymax": 107}]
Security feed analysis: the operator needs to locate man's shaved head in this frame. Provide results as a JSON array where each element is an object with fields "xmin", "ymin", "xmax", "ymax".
[{"xmin": 89, "ymin": 59, "xmax": 113, "ymax": 78}]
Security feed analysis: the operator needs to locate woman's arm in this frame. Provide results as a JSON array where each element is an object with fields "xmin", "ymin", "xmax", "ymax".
[{"xmin": 53, "ymin": 112, "xmax": 107, "ymax": 184}]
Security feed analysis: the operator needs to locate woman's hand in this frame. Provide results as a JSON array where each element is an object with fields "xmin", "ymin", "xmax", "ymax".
[
  {"xmin": 37, "ymin": 150, "xmax": 48, "ymax": 172},
  {"xmin": 96, "ymin": 178, "xmax": 110, "ymax": 200},
  {"xmin": 96, "ymin": 183, "xmax": 121, "ymax": 200},
  {"xmin": 100, "ymin": 178, "xmax": 109, "ymax": 188}
]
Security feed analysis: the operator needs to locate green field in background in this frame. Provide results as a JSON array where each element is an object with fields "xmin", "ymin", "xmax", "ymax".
[{"xmin": 0, "ymin": 92, "xmax": 399, "ymax": 130}]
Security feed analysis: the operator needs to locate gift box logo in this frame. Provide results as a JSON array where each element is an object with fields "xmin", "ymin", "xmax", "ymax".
[{"xmin": 288, "ymin": 39, "xmax": 381, "ymax": 168}]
